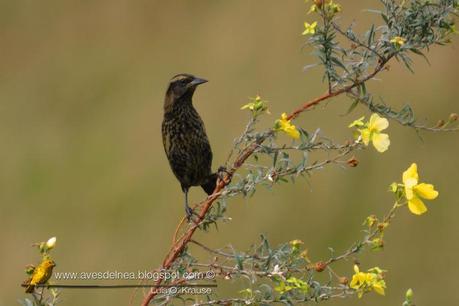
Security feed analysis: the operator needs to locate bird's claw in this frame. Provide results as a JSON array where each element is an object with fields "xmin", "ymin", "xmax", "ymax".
[
  {"xmin": 217, "ymin": 166, "xmax": 232, "ymax": 184},
  {"xmin": 185, "ymin": 205, "xmax": 195, "ymax": 222}
]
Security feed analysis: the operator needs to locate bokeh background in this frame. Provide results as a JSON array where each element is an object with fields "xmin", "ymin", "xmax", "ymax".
[{"xmin": 1, "ymin": 1, "xmax": 458, "ymax": 305}]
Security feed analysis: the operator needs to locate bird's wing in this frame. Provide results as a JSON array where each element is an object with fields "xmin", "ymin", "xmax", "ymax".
[{"xmin": 162, "ymin": 122, "xmax": 172, "ymax": 157}]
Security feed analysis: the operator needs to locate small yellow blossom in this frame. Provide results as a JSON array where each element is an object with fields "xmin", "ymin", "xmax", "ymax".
[
  {"xmin": 300, "ymin": 250, "xmax": 309, "ymax": 259},
  {"xmin": 239, "ymin": 288, "xmax": 253, "ymax": 298},
  {"xmin": 241, "ymin": 95, "xmax": 270, "ymax": 115},
  {"xmin": 302, "ymin": 21, "xmax": 318, "ymax": 35},
  {"xmin": 363, "ymin": 215, "xmax": 378, "ymax": 228},
  {"xmin": 289, "ymin": 239, "xmax": 304, "ymax": 251},
  {"xmin": 402, "ymin": 163, "xmax": 439, "ymax": 215},
  {"xmin": 308, "ymin": 4, "xmax": 318, "ymax": 14},
  {"xmin": 370, "ymin": 237, "xmax": 384, "ymax": 250},
  {"xmin": 390, "ymin": 36, "xmax": 406, "ymax": 47},
  {"xmin": 275, "ymin": 277, "xmax": 309, "ymax": 294},
  {"xmin": 327, "ymin": 1, "xmax": 342, "ymax": 13},
  {"xmin": 349, "ymin": 113, "xmax": 390, "ymax": 153},
  {"xmin": 350, "ymin": 265, "xmax": 386, "ymax": 298},
  {"xmin": 275, "ymin": 113, "xmax": 300, "ymax": 139}
]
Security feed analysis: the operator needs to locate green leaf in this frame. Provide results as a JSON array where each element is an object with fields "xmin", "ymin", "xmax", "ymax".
[{"xmin": 344, "ymin": 99, "xmax": 360, "ymax": 115}]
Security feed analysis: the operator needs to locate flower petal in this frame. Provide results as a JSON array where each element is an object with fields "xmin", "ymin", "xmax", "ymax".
[
  {"xmin": 286, "ymin": 126, "xmax": 300, "ymax": 139},
  {"xmin": 414, "ymin": 183, "xmax": 439, "ymax": 200},
  {"xmin": 372, "ymin": 133, "xmax": 390, "ymax": 152},
  {"xmin": 403, "ymin": 163, "xmax": 418, "ymax": 185},
  {"xmin": 353, "ymin": 265, "xmax": 360, "ymax": 274},
  {"xmin": 369, "ymin": 113, "xmax": 389, "ymax": 132},
  {"xmin": 372, "ymin": 283, "xmax": 385, "ymax": 296},
  {"xmin": 360, "ymin": 129, "xmax": 371, "ymax": 145},
  {"xmin": 405, "ymin": 185, "xmax": 414, "ymax": 200},
  {"xmin": 408, "ymin": 197, "xmax": 428, "ymax": 215},
  {"xmin": 349, "ymin": 275, "xmax": 359, "ymax": 288}
]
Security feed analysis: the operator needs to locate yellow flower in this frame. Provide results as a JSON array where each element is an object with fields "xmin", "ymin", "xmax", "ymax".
[
  {"xmin": 302, "ymin": 21, "xmax": 318, "ymax": 35},
  {"xmin": 241, "ymin": 95, "xmax": 269, "ymax": 115},
  {"xmin": 289, "ymin": 239, "xmax": 304, "ymax": 251},
  {"xmin": 327, "ymin": 1, "xmax": 342, "ymax": 13},
  {"xmin": 363, "ymin": 215, "xmax": 378, "ymax": 228},
  {"xmin": 275, "ymin": 277, "xmax": 309, "ymax": 294},
  {"xmin": 390, "ymin": 36, "xmax": 406, "ymax": 47},
  {"xmin": 350, "ymin": 265, "xmax": 386, "ymax": 298},
  {"xmin": 350, "ymin": 113, "xmax": 390, "ymax": 153},
  {"xmin": 275, "ymin": 113, "xmax": 300, "ymax": 139},
  {"xmin": 308, "ymin": 4, "xmax": 318, "ymax": 14},
  {"xmin": 402, "ymin": 163, "xmax": 439, "ymax": 215}
]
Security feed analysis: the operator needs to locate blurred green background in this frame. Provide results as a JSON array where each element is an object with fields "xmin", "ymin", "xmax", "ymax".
[{"xmin": 1, "ymin": 1, "xmax": 458, "ymax": 305}]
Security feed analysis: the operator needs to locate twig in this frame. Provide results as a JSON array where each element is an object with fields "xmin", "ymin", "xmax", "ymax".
[
  {"xmin": 326, "ymin": 202, "xmax": 400, "ymax": 266},
  {"xmin": 189, "ymin": 240, "xmax": 250, "ymax": 259},
  {"xmin": 331, "ymin": 22, "xmax": 385, "ymax": 60}
]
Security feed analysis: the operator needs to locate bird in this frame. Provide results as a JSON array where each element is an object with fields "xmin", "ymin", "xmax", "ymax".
[
  {"xmin": 23, "ymin": 259, "xmax": 56, "ymax": 293},
  {"xmin": 161, "ymin": 73, "xmax": 217, "ymax": 219}
]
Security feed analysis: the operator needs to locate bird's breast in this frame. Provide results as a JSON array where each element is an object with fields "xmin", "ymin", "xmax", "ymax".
[{"xmin": 162, "ymin": 105, "xmax": 213, "ymax": 186}]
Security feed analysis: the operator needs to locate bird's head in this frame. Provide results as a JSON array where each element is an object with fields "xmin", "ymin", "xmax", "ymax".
[
  {"xmin": 43, "ymin": 259, "xmax": 56, "ymax": 268},
  {"xmin": 165, "ymin": 73, "xmax": 208, "ymax": 101}
]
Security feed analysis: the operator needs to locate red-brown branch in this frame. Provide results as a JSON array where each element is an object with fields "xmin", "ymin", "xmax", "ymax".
[{"xmin": 140, "ymin": 59, "xmax": 390, "ymax": 306}]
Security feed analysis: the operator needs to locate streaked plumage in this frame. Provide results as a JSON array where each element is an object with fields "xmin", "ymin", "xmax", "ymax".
[{"xmin": 162, "ymin": 74, "xmax": 216, "ymax": 218}]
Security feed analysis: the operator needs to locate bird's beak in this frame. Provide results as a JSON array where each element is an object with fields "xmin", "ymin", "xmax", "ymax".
[{"xmin": 188, "ymin": 77, "xmax": 208, "ymax": 87}]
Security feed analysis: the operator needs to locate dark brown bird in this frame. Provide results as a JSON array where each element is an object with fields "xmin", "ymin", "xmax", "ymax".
[{"xmin": 162, "ymin": 73, "xmax": 217, "ymax": 219}]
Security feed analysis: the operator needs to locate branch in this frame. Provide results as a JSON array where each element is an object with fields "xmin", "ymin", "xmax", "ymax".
[
  {"xmin": 287, "ymin": 56, "xmax": 391, "ymax": 121},
  {"xmin": 140, "ymin": 56, "xmax": 393, "ymax": 306}
]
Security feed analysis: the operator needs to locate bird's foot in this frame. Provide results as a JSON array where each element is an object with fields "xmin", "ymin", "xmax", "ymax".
[
  {"xmin": 185, "ymin": 205, "xmax": 195, "ymax": 222},
  {"xmin": 217, "ymin": 166, "xmax": 232, "ymax": 184}
]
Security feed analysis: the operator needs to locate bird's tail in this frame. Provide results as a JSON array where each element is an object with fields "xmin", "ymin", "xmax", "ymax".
[
  {"xmin": 25, "ymin": 284, "xmax": 34, "ymax": 293},
  {"xmin": 201, "ymin": 173, "xmax": 217, "ymax": 195},
  {"xmin": 22, "ymin": 278, "xmax": 34, "ymax": 293}
]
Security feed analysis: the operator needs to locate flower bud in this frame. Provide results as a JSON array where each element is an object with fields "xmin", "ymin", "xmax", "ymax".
[
  {"xmin": 371, "ymin": 238, "xmax": 384, "ymax": 249},
  {"xmin": 436, "ymin": 119, "xmax": 445, "ymax": 128},
  {"xmin": 313, "ymin": 0, "xmax": 324, "ymax": 7},
  {"xmin": 290, "ymin": 239, "xmax": 304, "ymax": 252},
  {"xmin": 338, "ymin": 276, "xmax": 349, "ymax": 285},
  {"xmin": 347, "ymin": 157, "xmax": 359, "ymax": 167},
  {"xmin": 377, "ymin": 222, "xmax": 389, "ymax": 231},
  {"xmin": 300, "ymin": 250, "xmax": 309, "ymax": 259},
  {"xmin": 46, "ymin": 237, "xmax": 57, "ymax": 250},
  {"xmin": 449, "ymin": 113, "xmax": 458, "ymax": 122},
  {"xmin": 405, "ymin": 288, "xmax": 414, "ymax": 300},
  {"xmin": 314, "ymin": 261, "xmax": 327, "ymax": 272}
]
